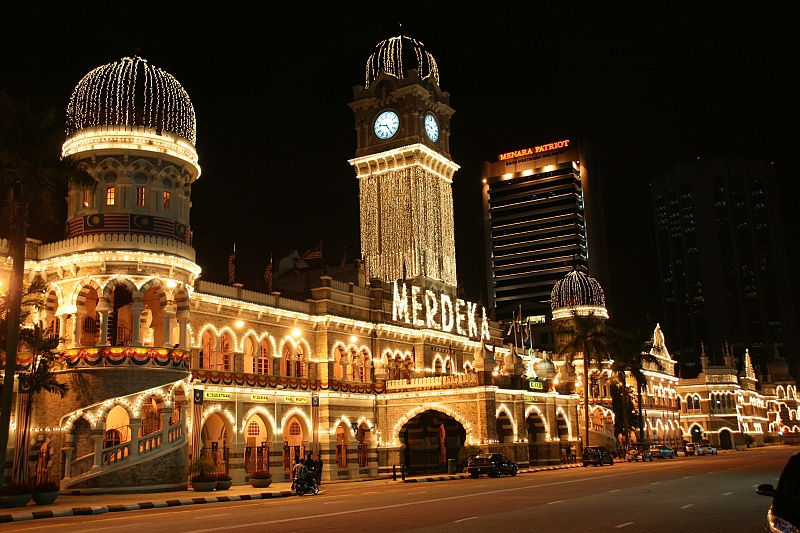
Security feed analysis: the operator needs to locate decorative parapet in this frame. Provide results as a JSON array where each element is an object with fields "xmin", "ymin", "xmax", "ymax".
[
  {"xmin": 61, "ymin": 347, "xmax": 191, "ymax": 370},
  {"xmin": 385, "ymin": 373, "xmax": 478, "ymax": 391},
  {"xmin": 191, "ymin": 370, "xmax": 385, "ymax": 394},
  {"xmin": 36, "ymin": 233, "xmax": 196, "ymax": 262},
  {"xmin": 195, "ymin": 280, "xmax": 310, "ymax": 314}
]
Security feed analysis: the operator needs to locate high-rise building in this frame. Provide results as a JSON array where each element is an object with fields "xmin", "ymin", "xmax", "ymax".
[
  {"xmin": 651, "ymin": 156, "xmax": 798, "ymax": 378},
  {"xmin": 481, "ymin": 140, "xmax": 609, "ymax": 315}
]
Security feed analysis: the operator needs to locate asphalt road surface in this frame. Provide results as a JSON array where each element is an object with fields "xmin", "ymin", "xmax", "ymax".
[{"xmin": 5, "ymin": 446, "xmax": 794, "ymax": 533}]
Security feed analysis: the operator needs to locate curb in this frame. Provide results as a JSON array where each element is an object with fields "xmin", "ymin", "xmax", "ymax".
[{"xmin": 0, "ymin": 490, "xmax": 293, "ymax": 524}]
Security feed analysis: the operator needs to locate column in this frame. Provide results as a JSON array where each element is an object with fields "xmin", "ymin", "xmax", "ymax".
[
  {"xmin": 162, "ymin": 301, "xmax": 176, "ymax": 348},
  {"xmin": 96, "ymin": 297, "xmax": 110, "ymax": 347},
  {"xmin": 131, "ymin": 300, "xmax": 144, "ymax": 347}
]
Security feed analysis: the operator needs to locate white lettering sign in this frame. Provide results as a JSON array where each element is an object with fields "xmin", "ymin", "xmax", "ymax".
[{"xmin": 393, "ymin": 281, "xmax": 490, "ymax": 340}]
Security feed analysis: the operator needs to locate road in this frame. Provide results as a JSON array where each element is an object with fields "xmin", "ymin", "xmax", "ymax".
[{"xmin": 5, "ymin": 446, "xmax": 794, "ymax": 533}]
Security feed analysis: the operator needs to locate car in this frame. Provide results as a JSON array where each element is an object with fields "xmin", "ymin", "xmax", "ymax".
[
  {"xmin": 626, "ymin": 444, "xmax": 653, "ymax": 462},
  {"xmin": 583, "ymin": 446, "xmax": 614, "ymax": 467},
  {"xmin": 650, "ymin": 445, "xmax": 675, "ymax": 459},
  {"xmin": 756, "ymin": 451, "xmax": 800, "ymax": 532},
  {"xmin": 684, "ymin": 442, "xmax": 696, "ymax": 456},
  {"xmin": 696, "ymin": 443, "xmax": 718, "ymax": 455},
  {"xmin": 466, "ymin": 453, "xmax": 518, "ymax": 478}
]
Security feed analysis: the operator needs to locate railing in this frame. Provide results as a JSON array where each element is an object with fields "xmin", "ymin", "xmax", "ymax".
[
  {"xmin": 70, "ymin": 452, "xmax": 95, "ymax": 478},
  {"xmin": 102, "ymin": 441, "xmax": 131, "ymax": 466},
  {"xmin": 386, "ymin": 373, "xmax": 477, "ymax": 391},
  {"xmin": 139, "ymin": 432, "xmax": 162, "ymax": 455},
  {"xmin": 198, "ymin": 446, "xmax": 229, "ymax": 475},
  {"xmin": 244, "ymin": 446, "xmax": 270, "ymax": 473},
  {"xmin": 358, "ymin": 444, "xmax": 368, "ymax": 467},
  {"xmin": 336, "ymin": 444, "xmax": 348, "ymax": 468}
]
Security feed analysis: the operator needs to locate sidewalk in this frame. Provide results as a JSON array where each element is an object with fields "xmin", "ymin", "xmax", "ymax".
[{"xmin": 0, "ymin": 463, "xmax": 581, "ymax": 524}]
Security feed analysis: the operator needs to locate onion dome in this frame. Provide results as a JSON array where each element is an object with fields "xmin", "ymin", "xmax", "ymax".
[
  {"xmin": 768, "ymin": 352, "xmax": 793, "ymax": 382},
  {"xmin": 365, "ymin": 35, "xmax": 440, "ymax": 89},
  {"xmin": 551, "ymin": 269, "xmax": 608, "ymax": 319},
  {"xmin": 66, "ymin": 56, "xmax": 196, "ymax": 145}
]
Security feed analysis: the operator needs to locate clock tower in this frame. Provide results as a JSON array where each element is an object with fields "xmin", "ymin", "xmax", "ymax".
[{"xmin": 349, "ymin": 35, "xmax": 459, "ymax": 287}]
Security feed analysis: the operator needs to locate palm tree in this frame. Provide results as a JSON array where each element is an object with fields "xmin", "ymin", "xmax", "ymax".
[
  {"xmin": 555, "ymin": 311, "xmax": 608, "ymax": 451},
  {"xmin": 608, "ymin": 328, "xmax": 661, "ymax": 445},
  {"xmin": 0, "ymin": 90, "xmax": 95, "ymax": 475}
]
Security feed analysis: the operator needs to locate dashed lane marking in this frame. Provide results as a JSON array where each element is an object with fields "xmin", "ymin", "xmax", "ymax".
[
  {"xmin": 614, "ymin": 522, "xmax": 634, "ymax": 528},
  {"xmin": 547, "ymin": 500, "xmax": 564, "ymax": 505},
  {"xmin": 454, "ymin": 517, "xmax": 478, "ymax": 523},
  {"xmin": 681, "ymin": 504, "xmax": 693, "ymax": 509}
]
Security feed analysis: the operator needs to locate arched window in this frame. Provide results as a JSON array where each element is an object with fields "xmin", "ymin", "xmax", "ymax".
[
  {"xmin": 693, "ymin": 395, "xmax": 701, "ymax": 410},
  {"xmin": 258, "ymin": 341, "xmax": 269, "ymax": 374},
  {"xmin": 103, "ymin": 429, "xmax": 121, "ymax": 448}
]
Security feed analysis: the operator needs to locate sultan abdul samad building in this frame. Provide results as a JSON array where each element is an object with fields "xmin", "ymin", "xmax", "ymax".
[{"xmin": 2, "ymin": 36, "xmax": 605, "ymax": 492}]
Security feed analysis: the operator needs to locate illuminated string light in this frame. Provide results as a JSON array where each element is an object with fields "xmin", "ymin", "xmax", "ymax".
[
  {"xmin": 66, "ymin": 56, "xmax": 196, "ymax": 146},
  {"xmin": 365, "ymin": 36, "xmax": 439, "ymax": 89}
]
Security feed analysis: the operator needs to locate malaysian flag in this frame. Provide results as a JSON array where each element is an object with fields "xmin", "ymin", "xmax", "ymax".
[
  {"xmin": 506, "ymin": 311, "xmax": 516, "ymax": 336},
  {"xmin": 228, "ymin": 244, "xmax": 236, "ymax": 285},
  {"xmin": 192, "ymin": 388, "xmax": 204, "ymax": 461},
  {"xmin": 11, "ymin": 376, "xmax": 31, "ymax": 484},
  {"xmin": 264, "ymin": 256, "xmax": 273, "ymax": 293},
  {"xmin": 306, "ymin": 242, "xmax": 322, "ymax": 260}
]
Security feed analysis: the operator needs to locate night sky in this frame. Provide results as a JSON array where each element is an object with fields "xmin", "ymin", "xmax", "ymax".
[{"xmin": 3, "ymin": 3, "xmax": 797, "ymax": 330}]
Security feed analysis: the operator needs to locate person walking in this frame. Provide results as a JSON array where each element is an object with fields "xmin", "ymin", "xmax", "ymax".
[{"xmin": 314, "ymin": 454, "xmax": 323, "ymax": 486}]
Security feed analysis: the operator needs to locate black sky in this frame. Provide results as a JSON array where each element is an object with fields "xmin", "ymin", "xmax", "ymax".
[{"xmin": 3, "ymin": 3, "xmax": 797, "ymax": 329}]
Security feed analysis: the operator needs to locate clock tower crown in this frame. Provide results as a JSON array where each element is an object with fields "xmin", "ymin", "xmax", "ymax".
[{"xmin": 349, "ymin": 35, "xmax": 459, "ymax": 287}]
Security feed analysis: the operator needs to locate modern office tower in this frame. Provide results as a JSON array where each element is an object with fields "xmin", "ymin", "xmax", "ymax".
[
  {"xmin": 651, "ymin": 156, "xmax": 798, "ymax": 378},
  {"xmin": 481, "ymin": 140, "xmax": 609, "ymax": 316}
]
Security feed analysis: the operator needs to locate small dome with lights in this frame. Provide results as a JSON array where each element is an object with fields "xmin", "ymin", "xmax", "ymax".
[
  {"xmin": 66, "ymin": 56, "xmax": 196, "ymax": 145},
  {"xmin": 551, "ymin": 269, "xmax": 608, "ymax": 319},
  {"xmin": 365, "ymin": 35, "xmax": 439, "ymax": 89}
]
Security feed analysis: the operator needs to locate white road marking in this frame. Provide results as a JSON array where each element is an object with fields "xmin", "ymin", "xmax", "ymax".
[
  {"xmin": 196, "ymin": 514, "xmax": 229, "ymax": 519},
  {"xmin": 454, "ymin": 517, "xmax": 478, "ymax": 523},
  {"xmin": 651, "ymin": 482, "xmax": 660, "ymax": 485},
  {"xmin": 722, "ymin": 492, "xmax": 732, "ymax": 496},
  {"xmin": 681, "ymin": 504, "xmax": 694, "ymax": 509},
  {"xmin": 548, "ymin": 500, "xmax": 564, "ymax": 505},
  {"xmin": 614, "ymin": 522, "xmax": 634, "ymax": 528},
  {"xmin": 608, "ymin": 489, "xmax": 620, "ymax": 492},
  {"xmin": 323, "ymin": 501, "xmax": 347, "ymax": 505}
]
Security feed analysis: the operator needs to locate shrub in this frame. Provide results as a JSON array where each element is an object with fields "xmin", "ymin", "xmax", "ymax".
[
  {"xmin": 215, "ymin": 473, "xmax": 232, "ymax": 482},
  {"xmin": 249, "ymin": 470, "xmax": 271, "ymax": 479},
  {"xmin": 34, "ymin": 480, "xmax": 59, "ymax": 493},
  {"xmin": 458, "ymin": 445, "xmax": 482, "ymax": 464},
  {"xmin": 191, "ymin": 458, "xmax": 217, "ymax": 482},
  {"xmin": 0, "ymin": 483, "xmax": 34, "ymax": 496}
]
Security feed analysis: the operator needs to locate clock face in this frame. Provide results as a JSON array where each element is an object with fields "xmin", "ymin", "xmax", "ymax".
[
  {"xmin": 374, "ymin": 111, "xmax": 399, "ymax": 139},
  {"xmin": 424, "ymin": 113, "xmax": 439, "ymax": 142}
]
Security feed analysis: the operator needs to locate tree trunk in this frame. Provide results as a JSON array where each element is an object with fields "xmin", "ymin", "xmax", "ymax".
[
  {"xmin": 637, "ymin": 386, "xmax": 644, "ymax": 443},
  {"xmin": 0, "ymin": 193, "xmax": 28, "ymax": 480},
  {"xmin": 619, "ymin": 371, "xmax": 629, "ymax": 447}
]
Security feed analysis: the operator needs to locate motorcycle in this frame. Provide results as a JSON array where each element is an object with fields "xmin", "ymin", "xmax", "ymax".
[{"xmin": 292, "ymin": 476, "xmax": 319, "ymax": 496}]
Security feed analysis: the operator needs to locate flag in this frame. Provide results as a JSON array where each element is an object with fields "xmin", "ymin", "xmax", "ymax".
[
  {"xmin": 306, "ymin": 242, "xmax": 322, "ymax": 260},
  {"xmin": 192, "ymin": 388, "xmax": 204, "ymax": 460},
  {"xmin": 340, "ymin": 248, "xmax": 347, "ymax": 278},
  {"xmin": 11, "ymin": 376, "xmax": 31, "ymax": 484},
  {"xmin": 506, "ymin": 311, "xmax": 515, "ymax": 336},
  {"xmin": 228, "ymin": 244, "xmax": 236, "ymax": 284},
  {"xmin": 457, "ymin": 276, "xmax": 465, "ymax": 298},
  {"xmin": 523, "ymin": 321, "xmax": 531, "ymax": 343},
  {"xmin": 264, "ymin": 255, "xmax": 273, "ymax": 293}
]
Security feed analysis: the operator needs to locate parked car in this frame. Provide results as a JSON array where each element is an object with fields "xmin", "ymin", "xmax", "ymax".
[
  {"xmin": 626, "ymin": 444, "xmax": 653, "ymax": 462},
  {"xmin": 583, "ymin": 446, "xmax": 614, "ymax": 467},
  {"xmin": 684, "ymin": 442, "xmax": 696, "ymax": 456},
  {"xmin": 696, "ymin": 443, "xmax": 718, "ymax": 455},
  {"xmin": 756, "ymin": 451, "xmax": 800, "ymax": 532},
  {"xmin": 466, "ymin": 453, "xmax": 518, "ymax": 478},
  {"xmin": 650, "ymin": 445, "xmax": 675, "ymax": 459}
]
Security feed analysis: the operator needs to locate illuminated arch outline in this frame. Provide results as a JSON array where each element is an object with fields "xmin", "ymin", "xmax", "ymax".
[{"xmin": 391, "ymin": 404, "xmax": 474, "ymax": 446}]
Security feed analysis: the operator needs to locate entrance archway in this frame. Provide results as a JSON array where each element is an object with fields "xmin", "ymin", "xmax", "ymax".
[
  {"xmin": 400, "ymin": 410, "xmax": 466, "ymax": 475},
  {"xmin": 719, "ymin": 429, "xmax": 733, "ymax": 449},
  {"xmin": 690, "ymin": 425, "xmax": 703, "ymax": 443},
  {"xmin": 526, "ymin": 411, "xmax": 547, "ymax": 464}
]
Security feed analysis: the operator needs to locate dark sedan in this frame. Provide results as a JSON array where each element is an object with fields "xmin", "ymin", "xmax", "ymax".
[
  {"xmin": 466, "ymin": 453, "xmax": 518, "ymax": 478},
  {"xmin": 583, "ymin": 446, "xmax": 614, "ymax": 467},
  {"xmin": 757, "ymin": 451, "xmax": 800, "ymax": 532}
]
